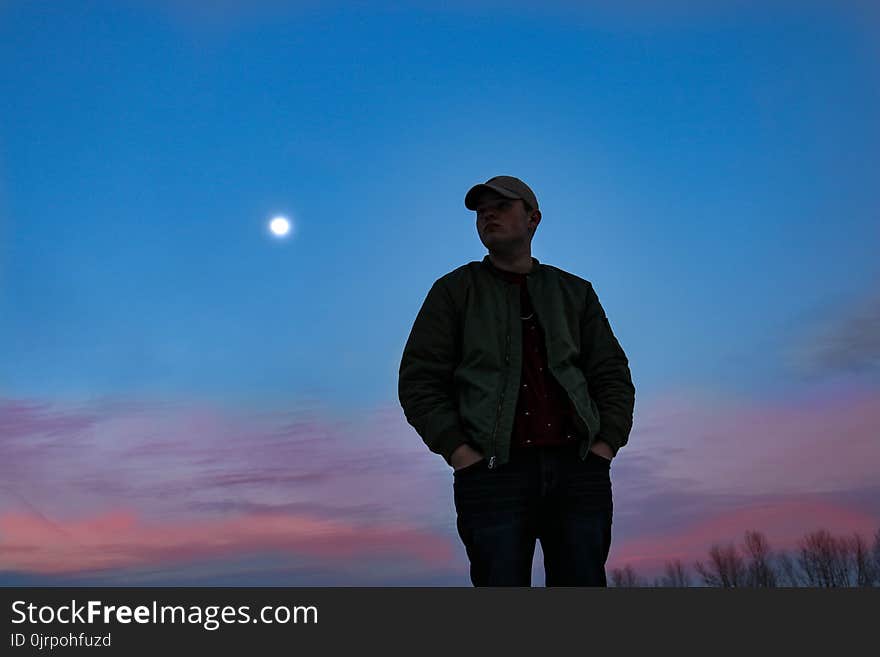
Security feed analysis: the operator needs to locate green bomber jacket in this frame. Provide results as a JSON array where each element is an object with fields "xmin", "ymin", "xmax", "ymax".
[{"xmin": 398, "ymin": 254, "xmax": 635, "ymax": 470}]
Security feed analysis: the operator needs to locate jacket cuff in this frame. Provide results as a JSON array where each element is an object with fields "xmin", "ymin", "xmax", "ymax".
[
  {"xmin": 595, "ymin": 431, "xmax": 623, "ymax": 458},
  {"xmin": 434, "ymin": 426, "xmax": 470, "ymax": 466}
]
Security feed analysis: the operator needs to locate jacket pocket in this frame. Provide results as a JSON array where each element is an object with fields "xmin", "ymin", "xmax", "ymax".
[{"xmin": 453, "ymin": 457, "xmax": 487, "ymax": 476}]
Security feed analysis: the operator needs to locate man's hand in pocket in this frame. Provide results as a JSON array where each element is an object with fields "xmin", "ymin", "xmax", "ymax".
[
  {"xmin": 589, "ymin": 439, "xmax": 614, "ymax": 461},
  {"xmin": 451, "ymin": 443, "xmax": 485, "ymax": 471}
]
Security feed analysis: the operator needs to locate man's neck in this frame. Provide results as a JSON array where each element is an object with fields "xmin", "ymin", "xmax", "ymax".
[{"xmin": 488, "ymin": 251, "xmax": 534, "ymax": 274}]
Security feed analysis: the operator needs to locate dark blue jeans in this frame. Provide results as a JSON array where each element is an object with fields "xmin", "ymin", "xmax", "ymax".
[{"xmin": 453, "ymin": 441, "xmax": 612, "ymax": 587}]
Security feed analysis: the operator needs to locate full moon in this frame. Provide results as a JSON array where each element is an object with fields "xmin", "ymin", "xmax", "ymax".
[{"xmin": 269, "ymin": 216, "xmax": 291, "ymax": 237}]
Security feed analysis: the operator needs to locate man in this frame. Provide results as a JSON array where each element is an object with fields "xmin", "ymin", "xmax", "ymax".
[{"xmin": 398, "ymin": 175, "xmax": 635, "ymax": 586}]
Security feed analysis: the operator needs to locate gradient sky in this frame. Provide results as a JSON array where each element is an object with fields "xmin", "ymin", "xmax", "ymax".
[{"xmin": 1, "ymin": 1, "xmax": 878, "ymax": 585}]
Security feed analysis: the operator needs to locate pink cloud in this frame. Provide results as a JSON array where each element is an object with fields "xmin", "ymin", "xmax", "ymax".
[
  {"xmin": 0, "ymin": 508, "xmax": 453, "ymax": 575},
  {"xmin": 601, "ymin": 381, "xmax": 880, "ymax": 579},
  {"xmin": 1, "ymin": 382, "xmax": 878, "ymax": 583},
  {"xmin": 624, "ymin": 382, "xmax": 880, "ymax": 498},
  {"xmin": 0, "ymin": 394, "xmax": 458, "ymax": 580},
  {"xmin": 0, "ymin": 398, "xmax": 97, "ymax": 440},
  {"xmin": 0, "ymin": 396, "xmax": 440, "ymax": 525},
  {"xmin": 609, "ymin": 495, "xmax": 878, "ymax": 575}
]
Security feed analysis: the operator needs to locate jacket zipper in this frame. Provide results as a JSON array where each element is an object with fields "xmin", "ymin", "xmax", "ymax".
[{"xmin": 488, "ymin": 291, "xmax": 512, "ymax": 470}]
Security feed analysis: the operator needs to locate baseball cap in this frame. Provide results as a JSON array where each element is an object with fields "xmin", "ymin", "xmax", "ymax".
[{"xmin": 464, "ymin": 175, "xmax": 539, "ymax": 211}]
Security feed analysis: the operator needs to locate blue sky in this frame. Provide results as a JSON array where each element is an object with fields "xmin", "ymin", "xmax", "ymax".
[{"xmin": 1, "ymin": 1, "xmax": 878, "ymax": 585}]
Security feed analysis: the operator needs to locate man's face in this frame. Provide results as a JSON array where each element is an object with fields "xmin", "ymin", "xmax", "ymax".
[{"xmin": 474, "ymin": 192, "xmax": 538, "ymax": 253}]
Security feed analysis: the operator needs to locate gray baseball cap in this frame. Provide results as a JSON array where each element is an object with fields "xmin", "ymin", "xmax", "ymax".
[{"xmin": 464, "ymin": 175, "xmax": 539, "ymax": 211}]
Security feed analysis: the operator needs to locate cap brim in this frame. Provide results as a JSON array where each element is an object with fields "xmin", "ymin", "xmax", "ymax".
[{"xmin": 464, "ymin": 183, "xmax": 520, "ymax": 210}]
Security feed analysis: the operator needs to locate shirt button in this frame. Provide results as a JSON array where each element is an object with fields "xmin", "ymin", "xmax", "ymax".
[
  {"xmin": 524, "ymin": 410, "xmax": 530, "ymax": 416},
  {"xmin": 546, "ymin": 422, "xmax": 552, "ymax": 428},
  {"xmin": 522, "ymin": 383, "xmax": 528, "ymax": 389}
]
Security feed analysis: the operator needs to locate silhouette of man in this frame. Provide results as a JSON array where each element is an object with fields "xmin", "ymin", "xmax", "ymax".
[{"xmin": 399, "ymin": 175, "xmax": 635, "ymax": 586}]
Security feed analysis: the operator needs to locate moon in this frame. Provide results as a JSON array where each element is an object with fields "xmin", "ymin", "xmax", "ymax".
[{"xmin": 269, "ymin": 216, "xmax": 291, "ymax": 238}]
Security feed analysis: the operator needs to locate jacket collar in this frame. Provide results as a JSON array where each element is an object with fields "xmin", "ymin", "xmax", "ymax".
[{"xmin": 481, "ymin": 254, "xmax": 540, "ymax": 280}]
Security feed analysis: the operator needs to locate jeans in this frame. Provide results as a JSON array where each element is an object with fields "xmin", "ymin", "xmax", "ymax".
[{"xmin": 453, "ymin": 441, "xmax": 613, "ymax": 587}]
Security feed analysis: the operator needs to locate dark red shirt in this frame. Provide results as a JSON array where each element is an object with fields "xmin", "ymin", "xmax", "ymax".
[{"xmin": 494, "ymin": 267, "xmax": 581, "ymax": 452}]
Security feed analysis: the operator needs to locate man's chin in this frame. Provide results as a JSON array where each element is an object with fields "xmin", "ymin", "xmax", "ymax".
[{"xmin": 482, "ymin": 239, "xmax": 516, "ymax": 254}]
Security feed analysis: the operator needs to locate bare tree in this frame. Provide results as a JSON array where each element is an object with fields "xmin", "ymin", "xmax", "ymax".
[
  {"xmin": 847, "ymin": 531, "xmax": 878, "ymax": 587},
  {"xmin": 741, "ymin": 530, "xmax": 777, "ymax": 587},
  {"xmin": 610, "ymin": 564, "xmax": 643, "ymax": 587},
  {"xmin": 872, "ymin": 528, "xmax": 880, "ymax": 587},
  {"xmin": 658, "ymin": 559, "xmax": 691, "ymax": 587},
  {"xmin": 606, "ymin": 526, "xmax": 880, "ymax": 589},
  {"xmin": 694, "ymin": 542, "xmax": 746, "ymax": 587},
  {"xmin": 774, "ymin": 551, "xmax": 804, "ymax": 587},
  {"xmin": 797, "ymin": 529, "xmax": 853, "ymax": 587}
]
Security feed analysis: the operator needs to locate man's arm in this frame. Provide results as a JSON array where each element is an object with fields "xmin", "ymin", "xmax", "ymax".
[
  {"xmin": 398, "ymin": 278, "xmax": 469, "ymax": 466},
  {"xmin": 579, "ymin": 282, "xmax": 635, "ymax": 458}
]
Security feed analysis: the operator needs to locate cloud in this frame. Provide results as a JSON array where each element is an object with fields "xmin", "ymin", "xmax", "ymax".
[
  {"xmin": 609, "ymin": 492, "xmax": 880, "ymax": 576},
  {"xmin": 1, "ymin": 384, "xmax": 878, "ymax": 583},
  {"xmin": 0, "ymin": 509, "xmax": 453, "ymax": 576},
  {"xmin": 0, "ymin": 398, "xmax": 98, "ymax": 440},
  {"xmin": 602, "ymin": 382, "xmax": 880, "ymax": 577},
  {"xmin": 786, "ymin": 288, "xmax": 880, "ymax": 377},
  {"xmin": 622, "ymin": 383, "xmax": 880, "ymax": 498},
  {"xmin": 0, "ymin": 394, "xmax": 459, "ymax": 581}
]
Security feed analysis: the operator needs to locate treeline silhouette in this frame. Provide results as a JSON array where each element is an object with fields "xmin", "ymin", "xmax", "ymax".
[{"xmin": 609, "ymin": 527, "xmax": 880, "ymax": 587}]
